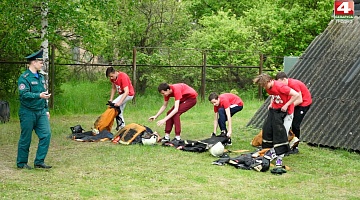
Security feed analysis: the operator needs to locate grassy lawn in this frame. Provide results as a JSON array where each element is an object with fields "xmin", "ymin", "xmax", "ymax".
[{"xmin": 1, "ymin": 82, "xmax": 359, "ymax": 200}]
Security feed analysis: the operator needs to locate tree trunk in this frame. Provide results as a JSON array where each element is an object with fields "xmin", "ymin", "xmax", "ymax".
[{"xmin": 41, "ymin": 1, "xmax": 49, "ymax": 91}]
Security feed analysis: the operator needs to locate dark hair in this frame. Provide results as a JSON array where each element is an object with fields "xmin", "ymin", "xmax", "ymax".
[
  {"xmin": 106, "ymin": 67, "xmax": 116, "ymax": 78},
  {"xmin": 275, "ymin": 72, "xmax": 288, "ymax": 80},
  {"xmin": 158, "ymin": 83, "xmax": 170, "ymax": 92},
  {"xmin": 208, "ymin": 92, "xmax": 219, "ymax": 101}
]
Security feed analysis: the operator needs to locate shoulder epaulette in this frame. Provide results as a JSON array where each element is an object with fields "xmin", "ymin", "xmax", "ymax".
[{"xmin": 23, "ymin": 73, "xmax": 29, "ymax": 78}]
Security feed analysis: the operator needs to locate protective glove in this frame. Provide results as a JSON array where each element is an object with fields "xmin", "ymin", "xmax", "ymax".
[{"xmin": 270, "ymin": 166, "xmax": 287, "ymax": 175}]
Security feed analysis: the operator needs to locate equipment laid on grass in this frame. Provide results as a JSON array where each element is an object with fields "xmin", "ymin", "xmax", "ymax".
[
  {"xmin": 212, "ymin": 153, "xmax": 271, "ymax": 172},
  {"xmin": 162, "ymin": 133, "xmax": 229, "ymax": 153},
  {"xmin": 209, "ymin": 142, "xmax": 225, "ymax": 157},
  {"xmin": 112, "ymin": 123, "xmax": 159, "ymax": 145},
  {"xmin": 270, "ymin": 166, "xmax": 287, "ymax": 175},
  {"xmin": 68, "ymin": 125, "xmax": 114, "ymax": 142},
  {"xmin": 141, "ymin": 131, "xmax": 158, "ymax": 145},
  {"xmin": 70, "ymin": 125, "xmax": 85, "ymax": 134}
]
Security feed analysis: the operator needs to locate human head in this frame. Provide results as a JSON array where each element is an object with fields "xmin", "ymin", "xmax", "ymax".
[
  {"xmin": 208, "ymin": 92, "xmax": 220, "ymax": 106},
  {"xmin": 157, "ymin": 83, "xmax": 171, "ymax": 96},
  {"xmin": 253, "ymin": 73, "xmax": 272, "ymax": 89},
  {"xmin": 106, "ymin": 67, "xmax": 118, "ymax": 80},
  {"xmin": 275, "ymin": 72, "xmax": 289, "ymax": 85},
  {"xmin": 25, "ymin": 49, "xmax": 44, "ymax": 71}
]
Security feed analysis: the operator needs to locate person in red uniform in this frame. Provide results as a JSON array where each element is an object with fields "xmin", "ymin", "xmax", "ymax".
[
  {"xmin": 253, "ymin": 73, "xmax": 300, "ymax": 174},
  {"xmin": 105, "ymin": 67, "xmax": 135, "ymax": 130},
  {"xmin": 276, "ymin": 72, "xmax": 312, "ymax": 153},
  {"xmin": 149, "ymin": 83, "xmax": 198, "ymax": 142},
  {"xmin": 208, "ymin": 92, "xmax": 244, "ymax": 145}
]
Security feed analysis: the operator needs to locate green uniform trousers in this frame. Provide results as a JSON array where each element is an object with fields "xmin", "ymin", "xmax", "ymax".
[{"xmin": 17, "ymin": 107, "xmax": 51, "ymax": 167}]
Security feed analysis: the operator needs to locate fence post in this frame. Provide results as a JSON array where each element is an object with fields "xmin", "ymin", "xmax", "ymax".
[
  {"xmin": 201, "ymin": 51, "xmax": 207, "ymax": 101},
  {"xmin": 258, "ymin": 53, "xmax": 264, "ymax": 100},
  {"xmin": 132, "ymin": 47, "xmax": 137, "ymax": 104}
]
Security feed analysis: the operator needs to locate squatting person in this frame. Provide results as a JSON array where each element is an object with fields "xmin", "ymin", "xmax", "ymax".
[{"xmin": 208, "ymin": 92, "xmax": 244, "ymax": 145}]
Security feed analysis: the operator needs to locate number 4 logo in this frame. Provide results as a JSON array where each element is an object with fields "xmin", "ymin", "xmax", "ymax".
[
  {"xmin": 337, "ymin": 2, "xmax": 352, "ymax": 13},
  {"xmin": 334, "ymin": 0, "xmax": 354, "ymax": 15}
]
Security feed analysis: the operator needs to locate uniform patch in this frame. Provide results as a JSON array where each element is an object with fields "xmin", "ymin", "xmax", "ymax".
[
  {"xmin": 19, "ymin": 83, "xmax": 26, "ymax": 90},
  {"xmin": 31, "ymin": 81, "xmax": 38, "ymax": 85}
]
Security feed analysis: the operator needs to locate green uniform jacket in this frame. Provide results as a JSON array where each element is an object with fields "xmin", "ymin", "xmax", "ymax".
[{"xmin": 18, "ymin": 69, "xmax": 48, "ymax": 111}]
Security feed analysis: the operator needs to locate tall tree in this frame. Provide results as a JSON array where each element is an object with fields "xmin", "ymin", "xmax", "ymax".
[{"xmin": 0, "ymin": 0, "xmax": 119, "ymax": 97}]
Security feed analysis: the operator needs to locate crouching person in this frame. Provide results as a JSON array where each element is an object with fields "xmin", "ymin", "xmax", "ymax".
[{"xmin": 208, "ymin": 92, "xmax": 243, "ymax": 146}]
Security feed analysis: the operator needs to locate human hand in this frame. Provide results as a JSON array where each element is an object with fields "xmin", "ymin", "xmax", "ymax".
[
  {"xmin": 46, "ymin": 112, "xmax": 50, "ymax": 119},
  {"xmin": 40, "ymin": 92, "xmax": 51, "ymax": 99},
  {"xmin": 227, "ymin": 131, "xmax": 232, "ymax": 137},
  {"xmin": 281, "ymin": 105, "xmax": 288, "ymax": 112},
  {"xmin": 157, "ymin": 119, "xmax": 166, "ymax": 126},
  {"xmin": 148, "ymin": 116, "xmax": 156, "ymax": 121}
]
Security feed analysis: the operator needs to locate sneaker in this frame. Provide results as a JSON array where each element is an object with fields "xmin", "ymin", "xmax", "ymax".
[
  {"xmin": 264, "ymin": 150, "xmax": 277, "ymax": 161},
  {"xmin": 289, "ymin": 137, "xmax": 300, "ymax": 150},
  {"xmin": 226, "ymin": 138, "xmax": 232, "ymax": 146},
  {"xmin": 161, "ymin": 137, "xmax": 170, "ymax": 143}
]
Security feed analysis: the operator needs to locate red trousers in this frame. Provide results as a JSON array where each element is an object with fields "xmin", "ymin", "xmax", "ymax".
[{"xmin": 165, "ymin": 98, "xmax": 197, "ymax": 136}]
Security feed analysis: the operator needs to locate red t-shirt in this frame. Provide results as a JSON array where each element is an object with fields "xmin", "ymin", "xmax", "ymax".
[
  {"xmin": 164, "ymin": 83, "xmax": 198, "ymax": 102},
  {"xmin": 214, "ymin": 93, "xmax": 243, "ymax": 113},
  {"xmin": 288, "ymin": 78, "xmax": 312, "ymax": 107},
  {"xmin": 266, "ymin": 80, "xmax": 294, "ymax": 114},
  {"xmin": 110, "ymin": 72, "xmax": 135, "ymax": 96}
]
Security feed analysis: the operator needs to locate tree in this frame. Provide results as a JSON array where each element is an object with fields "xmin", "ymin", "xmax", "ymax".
[
  {"xmin": 174, "ymin": 10, "xmax": 262, "ymax": 91},
  {"xmin": 0, "ymin": 0, "xmax": 119, "ymax": 98}
]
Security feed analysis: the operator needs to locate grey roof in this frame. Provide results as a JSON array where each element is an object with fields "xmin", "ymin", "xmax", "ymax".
[{"xmin": 247, "ymin": 17, "xmax": 360, "ymax": 151}]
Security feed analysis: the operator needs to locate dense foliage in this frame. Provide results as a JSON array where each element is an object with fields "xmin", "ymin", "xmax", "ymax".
[{"xmin": 0, "ymin": 0, "xmax": 334, "ymax": 99}]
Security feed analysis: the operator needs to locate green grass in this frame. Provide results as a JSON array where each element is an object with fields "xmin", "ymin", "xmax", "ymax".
[{"xmin": 1, "ymin": 81, "xmax": 359, "ymax": 200}]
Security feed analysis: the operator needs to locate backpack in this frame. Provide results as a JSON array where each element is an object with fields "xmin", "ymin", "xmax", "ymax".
[{"xmin": 0, "ymin": 101, "xmax": 10, "ymax": 123}]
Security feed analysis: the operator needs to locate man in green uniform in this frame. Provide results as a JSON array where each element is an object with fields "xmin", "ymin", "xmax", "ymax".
[{"xmin": 17, "ymin": 49, "xmax": 52, "ymax": 169}]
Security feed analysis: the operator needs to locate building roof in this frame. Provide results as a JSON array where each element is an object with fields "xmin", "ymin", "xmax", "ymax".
[{"xmin": 247, "ymin": 17, "xmax": 360, "ymax": 151}]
